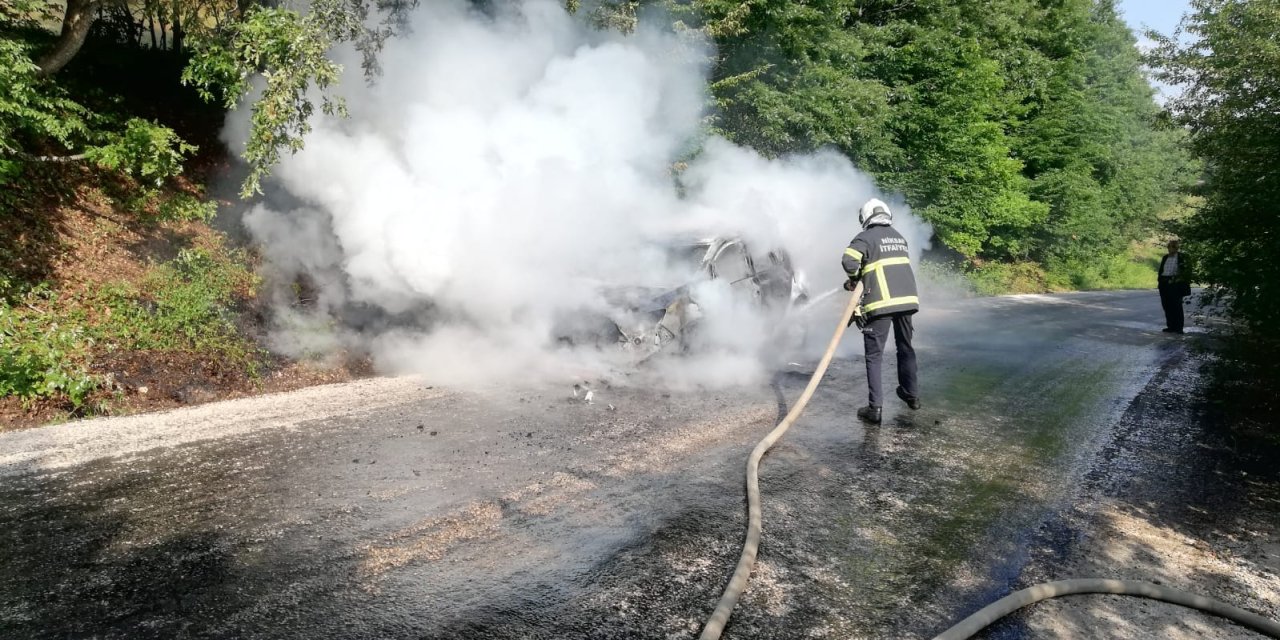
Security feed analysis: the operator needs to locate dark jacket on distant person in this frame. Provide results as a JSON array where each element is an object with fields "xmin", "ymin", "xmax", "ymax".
[
  {"xmin": 1158, "ymin": 253, "xmax": 1191, "ymax": 294},
  {"xmin": 1157, "ymin": 251, "xmax": 1191, "ymax": 333}
]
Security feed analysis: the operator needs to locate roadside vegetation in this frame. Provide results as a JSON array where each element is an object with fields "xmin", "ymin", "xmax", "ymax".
[
  {"xmin": 1145, "ymin": 0, "xmax": 1280, "ymax": 436},
  {"xmin": 0, "ymin": 0, "xmax": 361, "ymax": 426},
  {"xmin": 682, "ymin": 0, "xmax": 1197, "ymax": 282},
  {"xmin": 1149, "ymin": 1, "xmax": 1280, "ymax": 335},
  {"xmin": 0, "ymin": 0, "xmax": 1273, "ymax": 423}
]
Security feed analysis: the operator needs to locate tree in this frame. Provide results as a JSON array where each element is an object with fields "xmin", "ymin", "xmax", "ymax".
[
  {"xmin": 0, "ymin": 0, "xmax": 205, "ymax": 184},
  {"xmin": 676, "ymin": 0, "xmax": 1047, "ymax": 259},
  {"xmin": 32, "ymin": 0, "xmax": 238, "ymax": 76},
  {"xmin": 852, "ymin": 0, "xmax": 1048, "ymax": 260},
  {"xmin": 10, "ymin": 0, "xmax": 1192, "ymax": 288},
  {"xmin": 670, "ymin": 0, "xmax": 1190, "ymax": 271},
  {"xmin": 182, "ymin": 0, "xmax": 417, "ymax": 196},
  {"xmin": 35, "ymin": 0, "xmax": 100, "ymax": 75},
  {"xmin": 1149, "ymin": 0, "xmax": 1280, "ymax": 329}
]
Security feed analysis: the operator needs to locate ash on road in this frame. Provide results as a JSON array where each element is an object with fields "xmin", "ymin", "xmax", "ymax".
[{"xmin": 2, "ymin": 290, "xmax": 1275, "ymax": 639}]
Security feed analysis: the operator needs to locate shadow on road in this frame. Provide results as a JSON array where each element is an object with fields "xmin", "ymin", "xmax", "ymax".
[{"xmin": 0, "ymin": 466, "xmax": 236, "ymax": 637}]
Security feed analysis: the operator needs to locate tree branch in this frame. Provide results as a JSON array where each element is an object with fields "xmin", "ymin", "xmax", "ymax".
[{"xmin": 6, "ymin": 150, "xmax": 89, "ymax": 163}]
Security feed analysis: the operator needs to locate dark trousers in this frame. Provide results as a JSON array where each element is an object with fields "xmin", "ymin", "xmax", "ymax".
[
  {"xmin": 1158, "ymin": 283, "xmax": 1184, "ymax": 331},
  {"xmin": 863, "ymin": 312, "xmax": 918, "ymax": 407}
]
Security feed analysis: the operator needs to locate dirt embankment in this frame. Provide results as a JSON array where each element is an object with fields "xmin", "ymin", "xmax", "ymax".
[{"xmin": 0, "ymin": 156, "xmax": 371, "ymax": 431}]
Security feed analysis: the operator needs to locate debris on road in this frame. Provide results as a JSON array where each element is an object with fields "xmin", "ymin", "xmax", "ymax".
[
  {"xmin": 554, "ymin": 236, "xmax": 808, "ymax": 363},
  {"xmin": 572, "ymin": 383, "xmax": 595, "ymax": 404}
]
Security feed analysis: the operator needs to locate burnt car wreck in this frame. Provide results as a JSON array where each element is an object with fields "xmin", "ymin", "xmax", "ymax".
[{"xmin": 556, "ymin": 236, "xmax": 809, "ymax": 362}]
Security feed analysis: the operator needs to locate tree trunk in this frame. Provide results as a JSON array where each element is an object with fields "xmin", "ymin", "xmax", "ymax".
[
  {"xmin": 148, "ymin": 9, "xmax": 157, "ymax": 49},
  {"xmin": 170, "ymin": 0, "xmax": 183, "ymax": 54},
  {"xmin": 36, "ymin": 0, "xmax": 101, "ymax": 77}
]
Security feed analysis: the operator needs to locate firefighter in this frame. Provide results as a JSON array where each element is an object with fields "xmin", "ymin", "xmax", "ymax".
[{"xmin": 842, "ymin": 198, "xmax": 920, "ymax": 424}]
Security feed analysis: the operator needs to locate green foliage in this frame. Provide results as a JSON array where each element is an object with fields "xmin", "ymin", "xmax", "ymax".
[
  {"xmin": 664, "ymin": 0, "xmax": 1192, "ymax": 276},
  {"xmin": 1149, "ymin": 0, "xmax": 1280, "ymax": 330},
  {"xmin": 967, "ymin": 241, "xmax": 1162, "ymax": 294},
  {"xmin": 155, "ymin": 192, "xmax": 218, "ymax": 222},
  {"xmin": 104, "ymin": 246, "xmax": 260, "ymax": 363},
  {"xmin": 0, "ymin": 38, "xmax": 92, "ymax": 177},
  {"xmin": 168, "ymin": 0, "xmax": 1189, "ymax": 287},
  {"xmin": 183, "ymin": 2, "xmax": 370, "ymax": 197},
  {"xmin": 0, "ymin": 241, "xmax": 263, "ymax": 409},
  {"xmin": 1053, "ymin": 244, "xmax": 1163, "ymax": 291},
  {"xmin": 686, "ymin": 0, "xmax": 899, "ymax": 169},
  {"xmin": 590, "ymin": 1, "xmax": 641, "ymax": 33},
  {"xmin": 0, "ymin": 0, "xmax": 201, "ymax": 189},
  {"xmin": 0, "ymin": 291, "xmax": 100, "ymax": 409},
  {"xmin": 112, "ymin": 187, "xmax": 219, "ymax": 222},
  {"xmin": 968, "ymin": 262, "xmax": 1053, "ymax": 296},
  {"xmin": 84, "ymin": 118, "xmax": 196, "ymax": 185},
  {"xmin": 0, "ymin": 0, "xmax": 60, "ymax": 29},
  {"xmin": 860, "ymin": 6, "xmax": 1047, "ymax": 259},
  {"xmin": 1019, "ymin": 1, "xmax": 1195, "ymax": 268}
]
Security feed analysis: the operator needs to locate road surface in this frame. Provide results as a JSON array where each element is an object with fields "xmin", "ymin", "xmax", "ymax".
[{"xmin": 1, "ymin": 289, "xmax": 1258, "ymax": 639}]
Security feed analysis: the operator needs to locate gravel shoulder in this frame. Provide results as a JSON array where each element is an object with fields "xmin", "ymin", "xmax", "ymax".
[
  {"xmin": 0, "ymin": 376, "xmax": 440, "ymax": 478},
  {"xmin": 1004, "ymin": 345, "xmax": 1280, "ymax": 639}
]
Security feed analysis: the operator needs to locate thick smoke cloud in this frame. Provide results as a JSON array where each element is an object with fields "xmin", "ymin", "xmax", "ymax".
[{"xmin": 233, "ymin": 0, "xmax": 933, "ymax": 388}]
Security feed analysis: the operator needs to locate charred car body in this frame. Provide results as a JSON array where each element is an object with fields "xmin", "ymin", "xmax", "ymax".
[{"xmin": 556, "ymin": 236, "xmax": 809, "ymax": 361}]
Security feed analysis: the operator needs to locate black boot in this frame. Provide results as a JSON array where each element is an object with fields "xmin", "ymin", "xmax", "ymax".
[
  {"xmin": 857, "ymin": 405, "xmax": 882, "ymax": 424},
  {"xmin": 896, "ymin": 385, "xmax": 921, "ymax": 410}
]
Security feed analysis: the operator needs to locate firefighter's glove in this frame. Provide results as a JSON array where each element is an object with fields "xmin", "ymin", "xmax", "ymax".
[
  {"xmin": 848, "ymin": 309, "xmax": 867, "ymax": 329},
  {"xmin": 843, "ymin": 278, "xmax": 858, "ymax": 292}
]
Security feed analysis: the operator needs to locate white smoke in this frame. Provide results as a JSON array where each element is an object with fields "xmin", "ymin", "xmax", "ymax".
[{"xmin": 234, "ymin": 0, "xmax": 933, "ymax": 389}]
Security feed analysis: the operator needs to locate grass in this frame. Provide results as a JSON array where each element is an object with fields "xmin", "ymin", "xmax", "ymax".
[
  {"xmin": 0, "ymin": 292, "xmax": 101, "ymax": 410},
  {"xmin": 967, "ymin": 261, "xmax": 1054, "ymax": 295},
  {"xmin": 965, "ymin": 241, "xmax": 1163, "ymax": 295},
  {"xmin": 0, "ymin": 236, "xmax": 262, "ymax": 414},
  {"xmin": 1055, "ymin": 242, "xmax": 1162, "ymax": 291},
  {"xmin": 102, "ymin": 245, "xmax": 260, "ymax": 360}
]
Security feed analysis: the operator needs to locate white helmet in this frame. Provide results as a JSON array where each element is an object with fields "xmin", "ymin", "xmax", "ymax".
[{"xmin": 859, "ymin": 198, "xmax": 892, "ymax": 228}]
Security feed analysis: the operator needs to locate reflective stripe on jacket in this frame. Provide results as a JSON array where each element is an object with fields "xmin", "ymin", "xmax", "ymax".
[{"xmin": 841, "ymin": 224, "xmax": 920, "ymax": 318}]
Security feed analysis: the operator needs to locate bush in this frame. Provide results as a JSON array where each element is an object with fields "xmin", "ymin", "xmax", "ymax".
[
  {"xmin": 119, "ymin": 189, "xmax": 220, "ymax": 222},
  {"xmin": 968, "ymin": 262, "xmax": 1052, "ymax": 296},
  {"xmin": 0, "ymin": 296, "xmax": 99, "ymax": 409},
  {"xmin": 0, "ymin": 231, "xmax": 266, "ymax": 413},
  {"xmin": 155, "ymin": 192, "xmax": 218, "ymax": 222},
  {"xmin": 104, "ymin": 247, "xmax": 260, "ymax": 362},
  {"xmin": 0, "ymin": 240, "xmax": 264, "ymax": 413},
  {"xmin": 84, "ymin": 118, "xmax": 196, "ymax": 186},
  {"xmin": 1060, "ymin": 245, "xmax": 1161, "ymax": 291},
  {"xmin": 967, "ymin": 243, "xmax": 1163, "ymax": 295}
]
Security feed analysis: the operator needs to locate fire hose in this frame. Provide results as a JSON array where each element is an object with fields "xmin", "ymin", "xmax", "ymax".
[{"xmin": 698, "ymin": 290, "xmax": 1280, "ymax": 640}]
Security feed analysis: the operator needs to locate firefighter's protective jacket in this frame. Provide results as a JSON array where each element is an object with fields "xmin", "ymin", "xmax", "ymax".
[{"xmin": 842, "ymin": 224, "xmax": 920, "ymax": 318}]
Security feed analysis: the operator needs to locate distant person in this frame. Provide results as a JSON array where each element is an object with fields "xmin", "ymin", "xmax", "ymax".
[
  {"xmin": 1157, "ymin": 239, "xmax": 1191, "ymax": 333},
  {"xmin": 841, "ymin": 199, "xmax": 920, "ymax": 425}
]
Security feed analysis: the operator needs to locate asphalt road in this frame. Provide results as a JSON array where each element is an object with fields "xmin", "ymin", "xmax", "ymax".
[{"xmin": 0, "ymin": 289, "xmax": 1203, "ymax": 639}]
